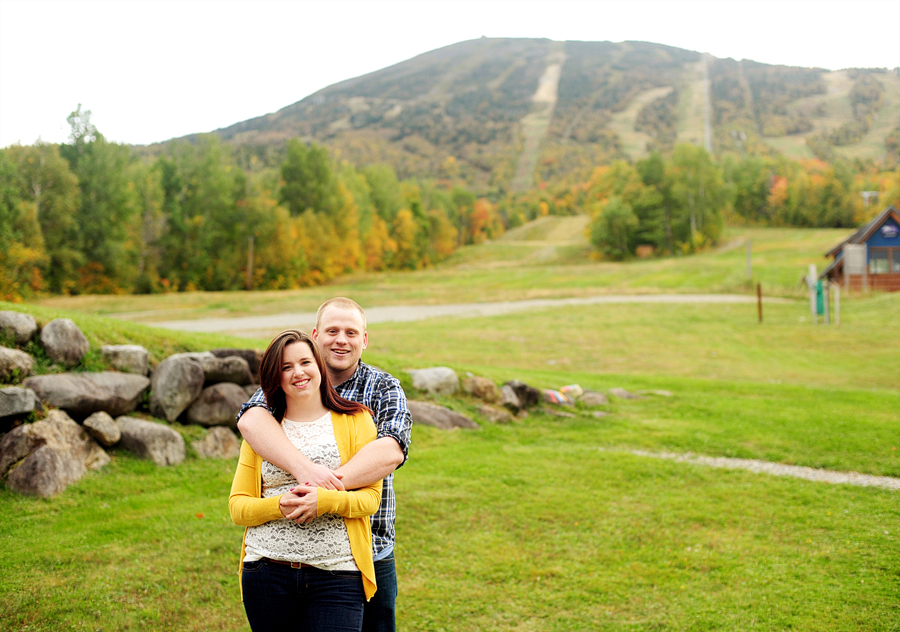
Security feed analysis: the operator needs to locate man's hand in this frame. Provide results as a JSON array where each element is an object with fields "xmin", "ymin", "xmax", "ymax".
[
  {"xmin": 279, "ymin": 485, "xmax": 318, "ymax": 523},
  {"xmin": 299, "ymin": 465, "xmax": 344, "ymax": 491}
]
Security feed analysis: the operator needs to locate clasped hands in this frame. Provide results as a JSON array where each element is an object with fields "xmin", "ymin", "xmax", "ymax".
[{"xmin": 279, "ymin": 463, "xmax": 344, "ymax": 524}]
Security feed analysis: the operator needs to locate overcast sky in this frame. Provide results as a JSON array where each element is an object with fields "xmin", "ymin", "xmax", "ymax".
[{"xmin": 1, "ymin": 0, "xmax": 899, "ymax": 148}]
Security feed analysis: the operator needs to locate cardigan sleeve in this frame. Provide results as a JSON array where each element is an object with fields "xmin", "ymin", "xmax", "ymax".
[
  {"xmin": 316, "ymin": 411, "xmax": 383, "ymax": 518},
  {"xmin": 228, "ymin": 440, "xmax": 284, "ymax": 526}
]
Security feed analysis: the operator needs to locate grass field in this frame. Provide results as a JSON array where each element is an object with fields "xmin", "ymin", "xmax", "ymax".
[{"xmin": 1, "ymin": 222, "xmax": 898, "ymax": 630}]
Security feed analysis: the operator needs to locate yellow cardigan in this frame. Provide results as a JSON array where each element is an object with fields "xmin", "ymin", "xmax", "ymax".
[{"xmin": 228, "ymin": 410, "xmax": 382, "ymax": 601}]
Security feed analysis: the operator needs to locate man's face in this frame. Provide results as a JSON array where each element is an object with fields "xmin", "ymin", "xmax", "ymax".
[{"xmin": 312, "ymin": 305, "xmax": 368, "ymax": 379}]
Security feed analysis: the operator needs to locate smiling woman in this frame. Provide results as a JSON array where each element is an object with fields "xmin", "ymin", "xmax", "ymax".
[{"xmin": 228, "ymin": 329, "xmax": 381, "ymax": 632}]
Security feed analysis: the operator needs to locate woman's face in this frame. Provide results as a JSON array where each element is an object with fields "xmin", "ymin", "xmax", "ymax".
[{"xmin": 279, "ymin": 341, "xmax": 321, "ymax": 405}]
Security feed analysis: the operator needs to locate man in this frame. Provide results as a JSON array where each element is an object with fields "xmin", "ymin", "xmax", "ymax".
[{"xmin": 237, "ymin": 297, "xmax": 412, "ymax": 632}]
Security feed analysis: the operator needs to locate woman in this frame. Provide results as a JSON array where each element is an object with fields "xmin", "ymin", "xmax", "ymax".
[{"xmin": 229, "ymin": 329, "xmax": 382, "ymax": 631}]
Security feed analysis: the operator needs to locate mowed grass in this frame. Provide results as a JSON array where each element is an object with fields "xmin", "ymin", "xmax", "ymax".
[{"xmin": 3, "ymin": 223, "xmax": 899, "ymax": 630}]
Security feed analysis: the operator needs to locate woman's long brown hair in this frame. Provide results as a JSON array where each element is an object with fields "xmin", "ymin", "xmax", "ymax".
[{"xmin": 258, "ymin": 329, "xmax": 370, "ymax": 422}]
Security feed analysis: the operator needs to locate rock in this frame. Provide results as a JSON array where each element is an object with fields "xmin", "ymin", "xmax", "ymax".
[
  {"xmin": 542, "ymin": 389, "xmax": 572, "ymax": 405},
  {"xmin": 545, "ymin": 408, "xmax": 576, "ymax": 418},
  {"xmin": 592, "ymin": 411, "xmax": 611, "ymax": 419},
  {"xmin": 149, "ymin": 355, "xmax": 204, "ymax": 421},
  {"xmin": 407, "ymin": 400, "xmax": 479, "ymax": 430},
  {"xmin": 608, "ymin": 388, "xmax": 642, "ymax": 400},
  {"xmin": 116, "ymin": 416, "xmax": 185, "ymax": 466},
  {"xmin": 504, "ymin": 380, "xmax": 541, "ymax": 409},
  {"xmin": 83, "ymin": 411, "xmax": 121, "ymax": 447},
  {"xmin": 0, "ymin": 346, "xmax": 35, "ymax": 382},
  {"xmin": 462, "ymin": 376, "xmax": 501, "ymax": 403},
  {"xmin": 23, "ymin": 372, "xmax": 150, "ymax": 420},
  {"xmin": 200, "ymin": 355, "xmax": 253, "ymax": 386},
  {"xmin": 640, "ymin": 389, "xmax": 674, "ymax": 397},
  {"xmin": 0, "ymin": 409, "xmax": 109, "ymax": 497},
  {"xmin": 101, "ymin": 345, "xmax": 150, "ymax": 375},
  {"xmin": 409, "ymin": 367, "xmax": 459, "ymax": 395},
  {"xmin": 0, "ymin": 386, "xmax": 38, "ymax": 420},
  {"xmin": 559, "ymin": 384, "xmax": 584, "ymax": 399},
  {"xmin": 40, "ymin": 318, "xmax": 90, "ymax": 367},
  {"xmin": 579, "ymin": 391, "xmax": 609, "ymax": 406},
  {"xmin": 183, "ymin": 383, "xmax": 247, "ymax": 428},
  {"xmin": 500, "ymin": 384, "xmax": 522, "ymax": 412},
  {"xmin": 193, "ymin": 426, "xmax": 240, "ymax": 459},
  {"xmin": 210, "ymin": 348, "xmax": 262, "ymax": 378},
  {"xmin": 477, "ymin": 404, "xmax": 513, "ymax": 424},
  {"xmin": 0, "ymin": 311, "xmax": 37, "ymax": 345}
]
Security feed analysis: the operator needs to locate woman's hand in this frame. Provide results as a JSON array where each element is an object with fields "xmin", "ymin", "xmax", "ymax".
[{"xmin": 279, "ymin": 485, "xmax": 318, "ymax": 523}]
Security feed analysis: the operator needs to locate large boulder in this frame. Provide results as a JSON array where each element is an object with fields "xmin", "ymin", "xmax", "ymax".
[
  {"xmin": 200, "ymin": 356, "xmax": 253, "ymax": 386},
  {"xmin": 23, "ymin": 372, "xmax": 150, "ymax": 420},
  {"xmin": 407, "ymin": 400, "xmax": 479, "ymax": 430},
  {"xmin": 504, "ymin": 380, "xmax": 541, "ymax": 409},
  {"xmin": 0, "ymin": 346, "xmax": 34, "ymax": 382},
  {"xmin": 608, "ymin": 387, "xmax": 642, "ymax": 400},
  {"xmin": 101, "ymin": 345, "xmax": 150, "ymax": 375},
  {"xmin": 0, "ymin": 386, "xmax": 38, "ymax": 420},
  {"xmin": 210, "ymin": 348, "xmax": 261, "ymax": 378},
  {"xmin": 579, "ymin": 391, "xmax": 609, "ymax": 406},
  {"xmin": 409, "ymin": 367, "xmax": 459, "ymax": 395},
  {"xmin": 500, "ymin": 384, "xmax": 522, "ymax": 412},
  {"xmin": 477, "ymin": 404, "xmax": 514, "ymax": 424},
  {"xmin": 0, "ymin": 409, "xmax": 109, "ymax": 497},
  {"xmin": 462, "ymin": 376, "xmax": 502, "ymax": 403},
  {"xmin": 0, "ymin": 311, "xmax": 37, "ymax": 346},
  {"xmin": 149, "ymin": 355, "xmax": 204, "ymax": 421},
  {"xmin": 116, "ymin": 417, "xmax": 185, "ymax": 466},
  {"xmin": 40, "ymin": 318, "xmax": 90, "ymax": 367},
  {"xmin": 83, "ymin": 411, "xmax": 121, "ymax": 447},
  {"xmin": 192, "ymin": 426, "xmax": 240, "ymax": 459},
  {"xmin": 183, "ymin": 383, "xmax": 247, "ymax": 428}
]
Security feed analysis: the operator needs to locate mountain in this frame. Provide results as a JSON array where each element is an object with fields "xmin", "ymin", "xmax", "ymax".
[{"xmin": 170, "ymin": 38, "xmax": 900, "ymax": 190}]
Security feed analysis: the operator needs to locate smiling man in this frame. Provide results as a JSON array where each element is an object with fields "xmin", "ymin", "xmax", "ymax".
[{"xmin": 236, "ymin": 297, "xmax": 412, "ymax": 632}]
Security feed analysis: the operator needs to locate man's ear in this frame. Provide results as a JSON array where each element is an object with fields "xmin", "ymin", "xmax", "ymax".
[
  {"xmin": 311, "ymin": 328, "xmax": 319, "ymax": 340},
  {"xmin": 362, "ymin": 332, "xmax": 368, "ymax": 350}
]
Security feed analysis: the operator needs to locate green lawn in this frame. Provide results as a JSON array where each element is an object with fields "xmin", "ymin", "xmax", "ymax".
[{"xmin": 1, "ymin": 223, "xmax": 898, "ymax": 630}]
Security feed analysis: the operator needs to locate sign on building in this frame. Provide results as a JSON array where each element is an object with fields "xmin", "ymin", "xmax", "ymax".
[{"xmin": 843, "ymin": 244, "xmax": 867, "ymax": 275}]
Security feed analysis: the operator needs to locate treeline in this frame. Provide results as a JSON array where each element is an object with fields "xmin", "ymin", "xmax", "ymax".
[
  {"xmin": 0, "ymin": 108, "xmax": 507, "ymax": 301},
  {"xmin": 528, "ymin": 144, "xmax": 900, "ymax": 260}
]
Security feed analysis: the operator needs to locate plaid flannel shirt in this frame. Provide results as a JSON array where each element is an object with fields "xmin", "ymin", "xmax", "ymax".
[{"xmin": 237, "ymin": 361, "xmax": 412, "ymax": 560}]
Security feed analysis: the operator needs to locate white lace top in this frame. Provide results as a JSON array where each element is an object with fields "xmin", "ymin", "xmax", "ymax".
[{"xmin": 243, "ymin": 411, "xmax": 358, "ymax": 571}]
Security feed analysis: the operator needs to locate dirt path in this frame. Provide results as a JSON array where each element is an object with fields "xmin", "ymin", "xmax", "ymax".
[
  {"xmin": 610, "ymin": 449, "xmax": 900, "ymax": 491},
  {"xmin": 147, "ymin": 293, "xmax": 782, "ymax": 338}
]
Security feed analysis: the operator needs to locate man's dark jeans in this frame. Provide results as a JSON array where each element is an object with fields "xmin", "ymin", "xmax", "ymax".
[
  {"xmin": 362, "ymin": 554, "xmax": 397, "ymax": 632},
  {"xmin": 242, "ymin": 559, "xmax": 365, "ymax": 631}
]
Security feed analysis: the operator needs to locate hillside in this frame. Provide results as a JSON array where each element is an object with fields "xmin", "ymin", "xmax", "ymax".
[{"xmin": 162, "ymin": 38, "xmax": 900, "ymax": 191}]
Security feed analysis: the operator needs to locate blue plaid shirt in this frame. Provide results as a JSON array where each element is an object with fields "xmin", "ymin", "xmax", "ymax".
[{"xmin": 237, "ymin": 361, "xmax": 412, "ymax": 560}]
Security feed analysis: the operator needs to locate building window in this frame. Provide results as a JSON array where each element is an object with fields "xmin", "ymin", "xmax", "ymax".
[{"xmin": 869, "ymin": 247, "xmax": 900, "ymax": 274}]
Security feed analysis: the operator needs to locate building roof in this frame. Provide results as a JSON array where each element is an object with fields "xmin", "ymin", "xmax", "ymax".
[{"xmin": 824, "ymin": 205, "xmax": 900, "ymax": 257}]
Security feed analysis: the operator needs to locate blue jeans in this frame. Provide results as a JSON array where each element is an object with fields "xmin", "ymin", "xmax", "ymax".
[
  {"xmin": 242, "ymin": 559, "xmax": 365, "ymax": 632},
  {"xmin": 362, "ymin": 554, "xmax": 397, "ymax": 632}
]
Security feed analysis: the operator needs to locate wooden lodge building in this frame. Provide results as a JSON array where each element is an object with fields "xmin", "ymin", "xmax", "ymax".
[{"xmin": 821, "ymin": 205, "xmax": 900, "ymax": 292}]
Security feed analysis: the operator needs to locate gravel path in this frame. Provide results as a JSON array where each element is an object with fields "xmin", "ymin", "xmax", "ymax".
[
  {"xmin": 149, "ymin": 293, "xmax": 782, "ymax": 337},
  {"xmin": 612, "ymin": 449, "xmax": 900, "ymax": 491}
]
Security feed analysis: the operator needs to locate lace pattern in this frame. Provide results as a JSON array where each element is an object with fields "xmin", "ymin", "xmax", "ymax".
[{"xmin": 244, "ymin": 412, "xmax": 358, "ymax": 571}]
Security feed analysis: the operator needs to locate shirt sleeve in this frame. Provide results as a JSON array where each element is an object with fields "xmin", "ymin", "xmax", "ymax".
[
  {"xmin": 228, "ymin": 440, "xmax": 284, "ymax": 526},
  {"xmin": 235, "ymin": 387, "xmax": 272, "ymax": 424},
  {"xmin": 370, "ymin": 373, "xmax": 412, "ymax": 467}
]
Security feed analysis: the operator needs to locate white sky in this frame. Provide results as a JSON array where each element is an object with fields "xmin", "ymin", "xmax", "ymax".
[{"xmin": 1, "ymin": 0, "xmax": 899, "ymax": 148}]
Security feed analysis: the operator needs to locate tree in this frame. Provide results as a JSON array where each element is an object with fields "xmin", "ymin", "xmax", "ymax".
[
  {"xmin": 6, "ymin": 143, "xmax": 81, "ymax": 293},
  {"xmin": 590, "ymin": 196, "xmax": 639, "ymax": 260},
  {"xmin": 280, "ymin": 139, "xmax": 337, "ymax": 216}
]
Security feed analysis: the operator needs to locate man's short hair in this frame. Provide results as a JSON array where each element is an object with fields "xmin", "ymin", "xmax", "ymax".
[{"xmin": 316, "ymin": 297, "xmax": 367, "ymax": 330}]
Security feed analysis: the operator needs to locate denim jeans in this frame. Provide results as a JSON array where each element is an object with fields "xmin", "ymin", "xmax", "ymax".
[
  {"xmin": 362, "ymin": 554, "xmax": 397, "ymax": 632},
  {"xmin": 242, "ymin": 559, "xmax": 366, "ymax": 632}
]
